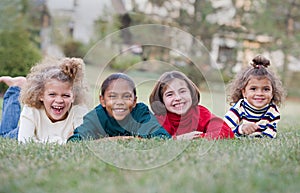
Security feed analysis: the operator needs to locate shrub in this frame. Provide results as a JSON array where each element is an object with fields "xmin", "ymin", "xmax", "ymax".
[
  {"xmin": 0, "ymin": 29, "xmax": 41, "ymax": 93},
  {"xmin": 110, "ymin": 54, "xmax": 141, "ymax": 71},
  {"xmin": 62, "ymin": 40, "xmax": 85, "ymax": 58}
]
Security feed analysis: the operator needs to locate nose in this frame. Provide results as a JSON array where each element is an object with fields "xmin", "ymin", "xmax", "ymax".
[
  {"xmin": 256, "ymin": 89, "xmax": 264, "ymax": 95},
  {"xmin": 174, "ymin": 93, "xmax": 182, "ymax": 101},
  {"xmin": 55, "ymin": 96, "xmax": 64, "ymax": 103},
  {"xmin": 115, "ymin": 97, "xmax": 125, "ymax": 105}
]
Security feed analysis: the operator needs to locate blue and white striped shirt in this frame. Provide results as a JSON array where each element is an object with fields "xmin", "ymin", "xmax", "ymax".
[{"xmin": 224, "ymin": 99, "xmax": 280, "ymax": 138}]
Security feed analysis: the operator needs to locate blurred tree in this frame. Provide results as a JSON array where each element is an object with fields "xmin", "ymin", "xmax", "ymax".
[
  {"xmin": 0, "ymin": 29, "xmax": 41, "ymax": 76},
  {"xmin": 0, "ymin": 0, "xmax": 42, "ymax": 93},
  {"xmin": 96, "ymin": 0, "xmax": 300, "ymax": 91},
  {"xmin": 243, "ymin": 0, "xmax": 300, "ymax": 85}
]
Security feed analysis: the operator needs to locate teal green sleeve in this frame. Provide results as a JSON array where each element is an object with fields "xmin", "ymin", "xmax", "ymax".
[
  {"xmin": 67, "ymin": 109, "xmax": 107, "ymax": 142},
  {"xmin": 132, "ymin": 103, "xmax": 171, "ymax": 139}
]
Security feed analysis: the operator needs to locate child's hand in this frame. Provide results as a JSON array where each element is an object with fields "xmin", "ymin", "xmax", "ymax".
[
  {"xmin": 103, "ymin": 136, "xmax": 135, "ymax": 141},
  {"xmin": 240, "ymin": 123, "xmax": 259, "ymax": 135},
  {"xmin": 175, "ymin": 131, "xmax": 203, "ymax": 140}
]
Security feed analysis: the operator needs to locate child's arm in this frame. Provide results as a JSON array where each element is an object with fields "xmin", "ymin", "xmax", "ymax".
[
  {"xmin": 132, "ymin": 103, "xmax": 171, "ymax": 139},
  {"xmin": 224, "ymin": 109, "xmax": 260, "ymax": 137},
  {"xmin": 137, "ymin": 113, "xmax": 171, "ymax": 139},
  {"xmin": 67, "ymin": 109, "xmax": 107, "ymax": 142},
  {"xmin": 224, "ymin": 108, "xmax": 244, "ymax": 137},
  {"xmin": 240, "ymin": 123, "xmax": 260, "ymax": 135},
  {"xmin": 261, "ymin": 122, "xmax": 278, "ymax": 138},
  {"xmin": 72, "ymin": 105, "xmax": 89, "ymax": 129},
  {"xmin": 255, "ymin": 105, "xmax": 280, "ymax": 138},
  {"xmin": 260, "ymin": 111, "xmax": 280, "ymax": 138},
  {"xmin": 18, "ymin": 106, "xmax": 37, "ymax": 143},
  {"xmin": 175, "ymin": 131, "xmax": 203, "ymax": 140}
]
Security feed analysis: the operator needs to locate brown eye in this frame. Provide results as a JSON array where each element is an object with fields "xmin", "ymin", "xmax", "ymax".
[
  {"xmin": 165, "ymin": 92, "xmax": 173, "ymax": 97},
  {"xmin": 63, "ymin": 94, "xmax": 71, "ymax": 98},
  {"xmin": 123, "ymin": 94, "xmax": 132, "ymax": 99},
  {"xmin": 180, "ymin": 89, "xmax": 187, "ymax": 94},
  {"xmin": 108, "ymin": 95, "xmax": 116, "ymax": 99}
]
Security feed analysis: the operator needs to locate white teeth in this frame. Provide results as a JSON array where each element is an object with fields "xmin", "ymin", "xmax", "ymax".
[
  {"xmin": 174, "ymin": 103, "xmax": 184, "ymax": 107},
  {"xmin": 53, "ymin": 106, "xmax": 63, "ymax": 109},
  {"xmin": 114, "ymin": 109, "xmax": 125, "ymax": 112}
]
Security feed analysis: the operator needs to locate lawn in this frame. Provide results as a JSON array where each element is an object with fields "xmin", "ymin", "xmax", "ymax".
[
  {"xmin": 0, "ymin": 129, "xmax": 299, "ymax": 193},
  {"xmin": 0, "ymin": 64, "xmax": 300, "ymax": 193}
]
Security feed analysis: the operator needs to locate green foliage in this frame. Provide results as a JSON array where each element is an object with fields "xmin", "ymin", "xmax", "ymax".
[
  {"xmin": 0, "ymin": 30, "xmax": 41, "ymax": 76},
  {"xmin": 0, "ymin": 29, "xmax": 41, "ymax": 93},
  {"xmin": 0, "ymin": 0, "xmax": 46, "ymax": 93},
  {"xmin": 62, "ymin": 40, "xmax": 86, "ymax": 58},
  {"xmin": 110, "ymin": 54, "xmax": 142, "ymax": 71},
  {"xmin": 178, "ymin": 64, "xmax": 205, "ymax": 87},
  {"xmin": 0, "ymin": 0, "xmax": 27, "ymax": 31}
]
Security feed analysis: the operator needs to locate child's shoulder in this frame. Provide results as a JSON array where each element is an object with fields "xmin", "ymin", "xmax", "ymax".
[
  {"xmin": 197, "ymin": 105, "xmax": 215, "ymax": 115},
  {"xmin": 21, "ymin": 105, "xmax": 46, "ymax": 119},
  {"xmin": 134, "ymin": 102, "xmax": 149, "ymax": 111},
  {"xmin": 230, "ymin": 99, "xmax": 244, "ymax": 109},
  {"xmin": 71, "ymin": 104, "xmax": 89, "ymax": 112},
  {"xmin": 21, "ymin": 105, "xmax": 40, "ymax": 115},
  {"xmin": 269, "ymin": 103, "xmax": 280, "ymax": 113},
  {"xmin": 131, "ymin": 103, "xmax": 154, "ymax": 117}
]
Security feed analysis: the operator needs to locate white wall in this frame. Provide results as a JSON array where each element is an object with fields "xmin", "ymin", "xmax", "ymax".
[{"xmin": 47, "ymin": 0, "xmax": 108, "ymax": 43}]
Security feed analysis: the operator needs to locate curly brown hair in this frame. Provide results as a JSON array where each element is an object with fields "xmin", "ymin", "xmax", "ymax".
[
  {"xmin": 226, "ymin": 55, "xmax": 285, "ymax": 107},
  {"xmin": 149, "ymin": 71, "xmax": 200, "ymax": 115},
  {"xmin": 20, "ymin": 57, "xmax": 89, "ymax": 108}
]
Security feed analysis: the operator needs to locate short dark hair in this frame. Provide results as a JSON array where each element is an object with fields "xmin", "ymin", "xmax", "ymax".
[{"xmin": 100, "ymin": 73, "xmax": 136, "ymax": 97}]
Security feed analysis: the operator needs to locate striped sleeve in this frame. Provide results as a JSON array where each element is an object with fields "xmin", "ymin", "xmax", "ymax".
[
  {"xmin": 261, "ymin": 105, "xmax": 280, "ymax": 138},
  {"xmin": 224, "ymin": 107, "xmax": 243, "ymax": 136}
]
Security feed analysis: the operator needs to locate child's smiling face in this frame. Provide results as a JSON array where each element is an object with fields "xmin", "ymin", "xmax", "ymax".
[
  {"xmin": 100, "ymin": 79, "xmax": 137, "ymax": 121},
  {"xmin": 242, "ymin": 76, "xmax": 273, "ymax": 109},
  {"xmin": 162, "ymin": 78, "xmax": 193, "ymax": 115},
  {"xmin": 40, "ymin": 79, "xmax": 74, "ymax": 122}
]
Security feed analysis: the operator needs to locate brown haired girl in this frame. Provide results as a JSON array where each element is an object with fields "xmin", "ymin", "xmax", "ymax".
[{"xmin": 149, "ymin": 70, "xmax": 234, "ymax": 140}]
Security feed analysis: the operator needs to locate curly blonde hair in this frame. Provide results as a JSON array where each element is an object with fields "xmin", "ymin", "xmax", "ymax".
[
  {"xmin": 227, "ymin": 55, "xmax": 285, "ymax": 107},
  {"xmin": 20, "ymin": 57, "xmax": 89, "ymax": 108}
]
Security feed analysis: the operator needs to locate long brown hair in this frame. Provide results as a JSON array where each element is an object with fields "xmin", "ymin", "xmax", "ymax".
[{"xmin": 149, "ymin": 71, "xmax": 200, "ymax": 115}]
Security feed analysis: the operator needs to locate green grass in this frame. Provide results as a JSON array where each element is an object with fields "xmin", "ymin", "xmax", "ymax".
[
  {"xmin": 0, "ymin": 131, "xmax": 299, "ymax": 193},
  {"xmin": 1, "ymin": 66, "xmax": 300, "ymax": 193}
]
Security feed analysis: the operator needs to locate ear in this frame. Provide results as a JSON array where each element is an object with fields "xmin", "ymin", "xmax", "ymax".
[
  {"xmin": 242, "ymin": 89, "xmax": 246, "ymax": 98},
  {"xmin": 71, "ymin": 94, "xmax": 75, "ymax": 103},
  {"xmin": 100, "ymin": 95, "xmax": 106, "ymax": 107},
  {"xmin": 132, "ymin": 96, "xmax": 137, "ymax": 108}
]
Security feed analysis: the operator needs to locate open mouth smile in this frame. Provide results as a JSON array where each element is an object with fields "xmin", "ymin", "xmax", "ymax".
[
  {"xmin": 52, "ymin": 106, "xmax": 64, "ymax": 114},
  {"xmin": 173, "ymin": 102, "xmax": 185, "ymax": 108}
]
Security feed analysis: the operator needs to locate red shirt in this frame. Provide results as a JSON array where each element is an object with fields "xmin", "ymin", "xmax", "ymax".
[{"xmin": 155, "ymin": 105, "xmax": 234, "ymax": 139}]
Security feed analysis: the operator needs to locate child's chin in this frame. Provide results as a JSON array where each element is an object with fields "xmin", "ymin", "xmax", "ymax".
[
  {"xmin": 113, "ymin": 114, "xmax": 128, "ymax": 121},
  {"xmin": 172, "ymin": 110, "xmax": 187, "ymax": 115}
]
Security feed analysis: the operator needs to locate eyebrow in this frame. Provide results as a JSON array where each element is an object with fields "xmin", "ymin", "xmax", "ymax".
[{"xmin": 107, "ymin": 91, "xmax": 133, "ymax": 95}]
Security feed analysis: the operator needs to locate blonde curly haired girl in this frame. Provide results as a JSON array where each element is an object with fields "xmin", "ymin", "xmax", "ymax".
[{"xmin": 0, "ymin": 57, "xmax": 89, "ymax": 144}]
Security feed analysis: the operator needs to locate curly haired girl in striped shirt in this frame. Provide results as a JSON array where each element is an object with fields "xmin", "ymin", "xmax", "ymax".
[{"xmin": 224, "ymin": 55, "xmax": 285, "ymax": 138}]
